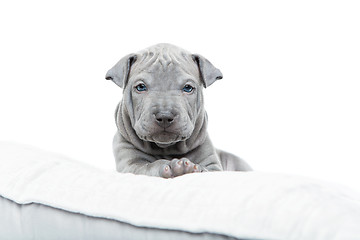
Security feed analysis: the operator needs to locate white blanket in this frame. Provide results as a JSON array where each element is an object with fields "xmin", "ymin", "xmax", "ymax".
[{"xmin": 1, "ymin": 142, "xmax": 360, "ymax": 240}]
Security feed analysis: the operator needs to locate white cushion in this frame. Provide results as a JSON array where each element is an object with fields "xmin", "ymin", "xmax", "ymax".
[{"xmin": 1, "ymin": 141, "xmax": 360, "ymax": 240}]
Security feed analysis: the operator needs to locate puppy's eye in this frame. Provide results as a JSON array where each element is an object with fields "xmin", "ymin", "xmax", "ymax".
[
  {"xmin": 183, "ymin": 84, "xmax": 194, "ymax": 93},
  {"xmin": 135, "ymin": 83, "xmax": 147, "ymax": 92}
]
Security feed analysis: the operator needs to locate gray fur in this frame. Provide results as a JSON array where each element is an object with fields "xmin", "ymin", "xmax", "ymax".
[{"xmin": 106, "ymin": 43, "xmax": 252, "ymax": 178}]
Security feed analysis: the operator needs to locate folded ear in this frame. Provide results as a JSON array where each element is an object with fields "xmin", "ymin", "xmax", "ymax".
[
  {"xmin": 192, "ymin": 54, "xmax": 223, "ymax": 88},
  {"xmin": 105, "ymin": 54, "xmax": 137, "ymax": 88}
]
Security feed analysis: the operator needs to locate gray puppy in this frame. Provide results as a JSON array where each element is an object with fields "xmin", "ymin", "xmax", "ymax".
[{"xmin": 106, "ymin": 43, "xmax": 251, "ymax": 178}]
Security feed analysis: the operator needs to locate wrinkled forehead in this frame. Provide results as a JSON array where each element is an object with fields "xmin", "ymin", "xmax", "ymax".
[{"xmin": 129, "ymin": 47, "xmax": 200, "ymax": 84}]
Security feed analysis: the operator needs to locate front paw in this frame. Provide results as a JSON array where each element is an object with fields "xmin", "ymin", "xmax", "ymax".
[{"xmin": 159, "ymin": 158, "xmax": 201, "ymax": 178}]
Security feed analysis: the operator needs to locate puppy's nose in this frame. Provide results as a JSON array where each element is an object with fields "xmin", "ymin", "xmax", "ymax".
[{"xmin": 155, "ymin": 111, "xmax": 175, "ymax": 128}]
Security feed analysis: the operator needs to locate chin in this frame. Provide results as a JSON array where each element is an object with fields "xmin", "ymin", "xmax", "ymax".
[
  {"xmin": 135, "ymin": 123, "xmax": 194, "ymax": 146},
  {"xmin": 153, "ymin": 132, "xmax": 193, "ymax": 148},
  {"xmin": 151, "ymin": 132, "xmax": 181, "ymax": 145},
  {"xmin": 137, "ymin": 130, "xmax": 191, "ymax": 147}
]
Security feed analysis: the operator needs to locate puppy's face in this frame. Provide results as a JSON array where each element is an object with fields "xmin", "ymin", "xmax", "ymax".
[
  {"xmin": 106, "ymin": 44, "xmax": 223, "ymax": 148},
  {"xmin": 126, "ymin": 57, "xmax": 203, "ymax": 148}
]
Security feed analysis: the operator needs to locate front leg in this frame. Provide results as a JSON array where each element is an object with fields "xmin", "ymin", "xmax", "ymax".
[
  {"xmin": 117, "ymin": 157, "xmax": 202, "ymax": 178},
  {"xmin": 113, "ymin": 132, "xmax": 201, "ymax": 178}
]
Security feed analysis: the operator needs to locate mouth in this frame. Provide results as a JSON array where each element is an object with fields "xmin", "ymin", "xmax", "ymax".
[
  {"xmin": 152, "ymin": 132, "xmax": 181, "ymax": 144},
  {"xmin": 139, "ymin": 131, "xmax": 188, "ymax": 148},
  {"xmin": 135, "ymin": 120, "xmax": 194, "ymax": 148}
]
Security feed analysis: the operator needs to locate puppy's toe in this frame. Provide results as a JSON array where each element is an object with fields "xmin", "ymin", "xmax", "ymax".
[
  {"xmin": 193, "ymin": 164, "xmax": 202, "ymax": 173},
  {"xmin": 181, "ymin": 158, "xmax": 197, "ymax": 174},
  {"xmin": 159, "ymin": 164, "xmax": 172, "ymax": 178},
  {"xmin": 170, "ymin": 158, "xmax": 185, "ymax": 177}
]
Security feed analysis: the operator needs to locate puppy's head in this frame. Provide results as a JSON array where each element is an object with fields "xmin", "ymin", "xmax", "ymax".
[{"xmin": 106, "ymin": 43, "xmax": 222, "ymax": 148}]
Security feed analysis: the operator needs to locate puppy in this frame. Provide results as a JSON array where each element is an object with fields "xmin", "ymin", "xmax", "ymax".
[{"xmin": 106, "ymin": 43, "xmax": 251, "ymax": 178}]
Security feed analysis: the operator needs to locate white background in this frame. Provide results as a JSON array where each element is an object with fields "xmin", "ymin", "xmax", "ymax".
[{"xmin": 1, "ymin": 1, "xmax": 359, "ymax": 191}]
